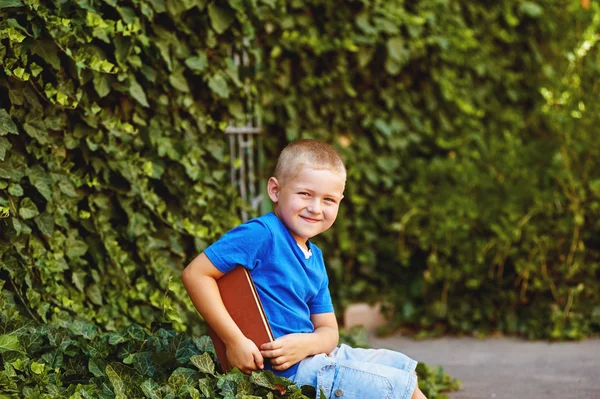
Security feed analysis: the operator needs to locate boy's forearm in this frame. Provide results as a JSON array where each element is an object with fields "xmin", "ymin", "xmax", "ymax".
[
  {"xmin": 306, "ymin": 325, "xmax": 339, "ymax": 356},
  {"xmin": 182, "ymin": 264, "xmax": 245, "ymax": 345}
]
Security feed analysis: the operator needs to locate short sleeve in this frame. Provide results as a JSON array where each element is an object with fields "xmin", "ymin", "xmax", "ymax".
[
  {"xmin": 204, "ymin": 219, "xmax": 273, "ymax": 273},
  {"xmin": 308, "ymin": 275, "xmax": 334, "ymax": 314}
]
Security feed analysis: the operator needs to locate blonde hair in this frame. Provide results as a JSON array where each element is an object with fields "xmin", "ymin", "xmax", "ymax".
[{"xmin": 273, "ymin": 139, "xmax": 346, "ymax": 185}]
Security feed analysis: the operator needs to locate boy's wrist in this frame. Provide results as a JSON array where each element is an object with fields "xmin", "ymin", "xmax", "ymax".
[{"xmin": 221, "ymin": 329, "xmax": 247, "ymax": 346}]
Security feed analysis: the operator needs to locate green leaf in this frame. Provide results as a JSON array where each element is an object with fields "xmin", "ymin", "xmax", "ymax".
[
  {"xmin": 0, "ymin": 137, "xmax": 12, "ymax": 160},
  {"xmin": 147, "ymin": 0, "xmax": 166, "ymax": 13},
  {"xmin": 185, "ymin": 53, "xmax": 208, "ymax": 72},
  {"xmin": 190, "ymin": 353, "xmax": 215, "ymax": 375},
  {"xmin": 93, "ymin": 73, "xmax": 112, "ymax": 98},
  {"xmin": 386, "ymin": 37, "xmax": 408, "ymax": 63},
  {"xmin": 30, "ymin": 362, "xmax": 45, "ymax": 374},
  {"xmin": 34, "ymin": 212, "xmax": 55, "ymax": 236},
  {"xmin": 208, "ymin": 3, "xmax": 235, "ymax": 34},
  {"xmin": 106, "ymin": 364, "xmax": 127, "ymax": 399},
  {"xmin": 23, "ymin": 121, "xmax": 49, "ymax": 145},
  {"xmin": 0, "ymin": 335, "xmax": 21, "ymax": 353},
  {"xmin": 520, "ymin": 2, "xmax": 543, "ymax": 17},
  {"xmin": 88, "ymin": 358, "xmax": 107, "ymax": 377},
  {"xmin": 141, "ymin": 379, "xmax": 161, "ymax": 399},
  {"xmin": 31, "ymin": 39, "xmax": 61, "ymax": 70},
  {"xmin": 129, "ymin": 75, "xmax": 149, "ymax": 107},
  {"xmin": 66, "ymin": 234, "xmax": 89, "ymax": 258},
  {"xmin": 8, "ymin": 183, "xmax": 23, "ymax": 196},
  {"xmin": 208, "ymin": 74, "xmax": 229, "ymax": 98},
  {"xmin": 132, "ymin": 352, "xmax": 156, "ymax": 377},
  {"xmin": 198, "ymin": 378, "xmax": 215, "ymax": 397},
  {"xmin": 250, "ymin": 371, "xmax": 275, "ymax": 389},
  {"xmin": 169, "ymin": 70, "xmax": 190, "ymax": 93},
  {"xmin": 28, "ymin": 165, "xmax": 52, "ymax": 201},
  {"xmin": 0, "ymin": 0, "xmax": 24, "ymax": 9},
  {"xmin": 0, "ymin": 109, "xmax": 18, "ymax": 135},
  {"xmin": 19, "ymin": 197, "xmax": 39, "ymax": 219}
]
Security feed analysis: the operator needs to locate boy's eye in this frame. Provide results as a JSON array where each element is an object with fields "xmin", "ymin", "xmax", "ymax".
[{"xmin": 325, "ymin": 198, "xmax": 337, "ymax": 203}]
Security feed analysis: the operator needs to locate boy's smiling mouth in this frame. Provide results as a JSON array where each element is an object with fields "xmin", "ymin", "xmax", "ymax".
[{"xmin": 300, "ymin": 216, "xmax": 321, "ymax": 223}]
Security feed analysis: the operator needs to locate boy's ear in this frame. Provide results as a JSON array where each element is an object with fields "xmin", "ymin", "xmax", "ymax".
[{"xmin": 267, "ymin": 177, "xmax": 281, "ymax": 203}]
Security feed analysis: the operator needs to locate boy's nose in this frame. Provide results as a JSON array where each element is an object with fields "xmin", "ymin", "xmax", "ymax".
[{"xmin": 307, "ymin": 200, "xmax": 321, "ymax": 213}]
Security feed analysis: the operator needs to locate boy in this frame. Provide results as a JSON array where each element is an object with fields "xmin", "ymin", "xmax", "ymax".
[{"xmin": 182, "ymin": 139, "xmax": 427, "ymax": 399}]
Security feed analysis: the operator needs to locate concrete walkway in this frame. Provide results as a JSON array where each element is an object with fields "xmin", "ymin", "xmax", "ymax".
[{"xmin": 368, "ymin": 334, "xmax": 600, "ymax": 399}]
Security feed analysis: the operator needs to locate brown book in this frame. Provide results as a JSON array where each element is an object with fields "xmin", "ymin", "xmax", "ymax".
[{"xmin": 208, "ymin": 265, "xmax": 274, "ymax": 372}]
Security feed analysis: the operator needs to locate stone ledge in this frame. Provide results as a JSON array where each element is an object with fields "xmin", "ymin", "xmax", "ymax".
[{"xmin": 343, "ymin": 302, "xmax": 388, "ymax": 331}]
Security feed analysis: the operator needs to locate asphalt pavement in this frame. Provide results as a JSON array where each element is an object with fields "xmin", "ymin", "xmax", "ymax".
[{"xmin": 368, "ymin": 334, "xmax": 600, "ymax": 399}]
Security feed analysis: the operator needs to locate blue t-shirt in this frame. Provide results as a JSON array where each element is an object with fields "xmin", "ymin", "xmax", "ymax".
[{"xmin": 204, "ymin": 212, "xmax": 334, "ymax": 378}]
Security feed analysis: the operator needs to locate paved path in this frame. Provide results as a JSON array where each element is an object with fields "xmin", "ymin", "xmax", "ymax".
[{"xmin": 368, "ymin": 334, "xmax": 600, "ymax": 399}]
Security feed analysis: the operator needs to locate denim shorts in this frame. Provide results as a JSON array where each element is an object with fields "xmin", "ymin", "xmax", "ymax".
[{"xmin": 291, "ymin": 344, "xmax": 418, "ymax": 399}]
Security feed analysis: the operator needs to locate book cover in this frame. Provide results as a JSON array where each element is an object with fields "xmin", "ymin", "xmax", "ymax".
[{"xmin": 208, "ymin": 265, "xmax": 274, "ymax": 372}]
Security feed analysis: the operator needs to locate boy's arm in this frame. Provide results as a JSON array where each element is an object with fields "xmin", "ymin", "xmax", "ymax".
[
  {"xmin": 259, "ymin": 312, "xmax": 339, "ymax": 371},
  {"xmin": 182, "ymin": 253, "xmax": 265, "ymax": 373}
]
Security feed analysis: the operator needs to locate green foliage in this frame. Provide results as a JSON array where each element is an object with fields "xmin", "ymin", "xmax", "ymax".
[
  {"xmin": 253, "ymin": 0, "xmax": 600, "ymax": 340},
  {"xmin": 0, "ymin": 284, "xmax": 313, "ymax": 398},
  {"xmin": 0, "ymin": 0, "xmax": 250, "ymax": 333},
  {"xmin": 0, "ymin": 287, "xmax": 458, "ymax": 398}
]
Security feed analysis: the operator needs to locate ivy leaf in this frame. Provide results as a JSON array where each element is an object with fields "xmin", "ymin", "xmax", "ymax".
[
  {"xmin": 86, "ymin": 284, "xmax": 103, "ymax": 306},
  {"xmin": 520, "ymin": 2, "xmax": 543, "ymax": 18},
  {"xmin": 88, "ymin": 358, "xmax": 106, "ymax": 377},
  {"xmin": 0, "ymin": 137, "xmax": 12, "ymax": 160},
  {"xmin": 386, "ymin": 37, "xmax": 408, "ymax": 64},
  {"xmin": 0, "ymin": 335, "xmax": 21, "ymax": 353},
  {"xmin": 192, "ymin": 335, "xmax": 213, "ymax": 352},
  {"xmin": 127, "ymin": 324, "xmax": 146, "ymax": 341},
  {"xmin": 28, "ymin": 165, "xmax": 53, "ymax": 201},
  {"xmin": 250, "ymin": 371, "xmax": 275, "ymax": 389},
  {"xmin": 30, "ymin": 361, "xmax": 45, "ymax": 374},
  {"xmin": 198, "ymin": 378, "xmax": 215, "ymax": 397},
  {"xmin": 72, "ymin": 270, "xmax": 86, "ymax": 292},
  {"xmin": 93, "ymin": 73, "xmax": 112, "ymax": 98},
  {"xmin": 106, "ymin": 364, "xmax": 128, "ymax": 399},
  {"xmin": 133, "ymin": 352, "xmax": 156, "ymax": 377},
  {"xmin": 208, "ymin": 74, "xmax": 229, "ymax": 98},
  {"xmin": 19, "ymin": 198, "xmax": 40, "ymax": 219},
  {"xmin": 208, "ymin": 3, "xmax": 235, "ymax": 34},
  {"xmin": 168, "ymin": 367, "xmax": 197, "ymax": 393},
  {"xmin": 141, "ymin": 379, "xmax": 161, "ymax": 399},
  {"xmin": 0, "ymin": 0, "xmax": 24, "ymax": 9},
  {"xmin": 23, "ymin": 121, "xmax": 49, "ymax": 145},
  {"xmin": 31, "ymin": 39, "xmax": 61, "ymax": 70},
  {"xmin": 190, "ymin": 353, "xmax": 215, "ymax": 375},
  {"xmin": 169, "ymin": 69, "xmax": 190, "ymax": 93},
  {"xmin": 129, "ymin": 75, "xmax": 149, "ymax": 107},
  {"xmin": 147, "ymin": 0, "xmax": 166, "ymax": 13},
  {"xmin": 0, "ymin": 109, "xmax": 18, "ymax": 135},
  {"xmin": 8, "ymin": 183, "xmax": 23, "ymax": 196},
  {"xmin": 34, "ymin": 212, "xmax": 55, "ymax": 236},
  {"xmin": 185, "ymin": 53, "xmax": 208, "ymax": 72},
  {"xmin": 66, "ymin": 232, "xmax": 89, "ymax": 258}
]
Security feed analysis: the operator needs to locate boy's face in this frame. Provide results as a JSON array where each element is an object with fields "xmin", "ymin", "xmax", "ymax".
[{"xmin": 268, "ymin": 167, "xmax": 345, "ymax": 249}]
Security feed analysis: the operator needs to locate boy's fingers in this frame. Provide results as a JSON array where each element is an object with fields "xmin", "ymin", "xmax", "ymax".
[{"xmin": 253, "ymin": 350, "xmax": 264, "ymax": 369}]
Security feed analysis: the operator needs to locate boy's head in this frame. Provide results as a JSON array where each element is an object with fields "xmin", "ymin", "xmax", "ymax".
[
  {"xmin": 273, "ymin": 139, "xmax": 346, "ymax": 187},
  {"xmin": 268, "ymin": 139, "xmax": 346, "ymax": 249}
]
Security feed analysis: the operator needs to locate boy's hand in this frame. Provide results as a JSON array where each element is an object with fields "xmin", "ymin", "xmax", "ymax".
[
  {"xmin": 226, "ymin": 337, "xmax": 264, "ymax": 374},
  {"xmin": 260, "ymin": 334, "xmax": 309, "ymax": 371}
]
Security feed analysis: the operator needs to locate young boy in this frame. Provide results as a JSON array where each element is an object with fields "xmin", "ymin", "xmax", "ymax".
[{"xmin": 182, "ymin": 139, "xmax": 427, "ymax": 399}]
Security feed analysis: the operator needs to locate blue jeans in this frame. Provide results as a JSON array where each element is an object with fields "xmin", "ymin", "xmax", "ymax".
[{"xmin": 291, "ymin": 344, "xmax": 418, "ymax": 399}]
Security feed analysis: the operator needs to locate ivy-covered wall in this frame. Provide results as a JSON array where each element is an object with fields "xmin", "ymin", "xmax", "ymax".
[{"xmin": 1, "ymin": 0, "xmax": 599, "ymax": 347}]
